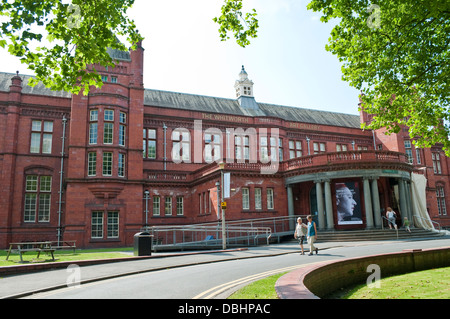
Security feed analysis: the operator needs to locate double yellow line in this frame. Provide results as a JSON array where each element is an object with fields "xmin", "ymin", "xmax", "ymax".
[{"xmin": 193, "ymin": 262, "xmax": 320, "ymax": 299}]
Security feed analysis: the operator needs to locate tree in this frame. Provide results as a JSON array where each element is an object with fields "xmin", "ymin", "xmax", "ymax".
[
  {"xmin": 213, "ymin": 0, "xmax": 258, "ymax": 48},
  {"xmin": 307, "ymin": 0, "xmax": 450, "ymax": 154},
  {"xmin": 0, "ymin": 0, "xmax": 258, "ymax": 96},
  {"xmin": 0, "ymin": 0, "xmax": 143, "ymax": 95}
]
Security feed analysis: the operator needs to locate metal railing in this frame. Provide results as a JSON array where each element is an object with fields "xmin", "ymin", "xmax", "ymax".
[
  {"xmin": 382, "ymin": 216, "xmax": 399, "ymax": 239},
  {"xmin": 413, "ymin": 215, "xmax": 441, "ymax": 232},
  {"xmin": 147, "ymin": 215, "xmax": 303, "ymax": 251},
  {"xmin": 147, "ymin": 224, "xmax": 272, "ymax": 251}
]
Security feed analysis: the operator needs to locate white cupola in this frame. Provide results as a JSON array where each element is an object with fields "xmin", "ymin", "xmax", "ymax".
[{"xmin": 234, "ymin": 65, "xmax": 254, "ymax": 98}]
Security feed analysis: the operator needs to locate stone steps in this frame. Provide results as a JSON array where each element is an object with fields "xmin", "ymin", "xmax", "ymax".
[{"xmin": 314, "ymin": 228, "xmax": 445, "ymax": 242}]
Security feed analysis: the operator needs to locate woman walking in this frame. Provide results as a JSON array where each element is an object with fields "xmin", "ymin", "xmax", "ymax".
[{"xmin": 306, "ymin": 215, "xmax": 318, "ymax": 255}]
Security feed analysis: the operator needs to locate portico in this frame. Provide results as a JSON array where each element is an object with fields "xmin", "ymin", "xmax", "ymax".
[{"xmin": 284, "ymin": 150, "xmax": 414, "ymax": 231}]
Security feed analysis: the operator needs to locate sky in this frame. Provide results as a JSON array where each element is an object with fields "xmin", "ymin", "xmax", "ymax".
[{"xmin": 0, "ymin": 0, "xmax": 361, "ymax": 116}]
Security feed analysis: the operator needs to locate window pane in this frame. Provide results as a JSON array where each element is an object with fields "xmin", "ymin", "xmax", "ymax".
[
  {"xmin": 153, "ymin": 196, "xmax": 160, "ymax": 216},
  {"xmin": 32, "ymin": 120, "xmax": 41, "ymax": 131},
  {"xmin": 120, "ymin": 112, "xmax": 126, "ymax": 124},
  {"xmin": 148, "ymin": 129, "xmax": 156, "ymax": 139},
  {"xmin": 165, "ymin": 197, "xmax": 172, "ymax": 215},
  {"xmin": 38, "ymin": 194, "xmax": 51, "ymax": 222},
  {"xmin": 104, "ymin": 109, "xmax": 114, "ymax": 121},
  {"xmin": 88, "ymin": 152, "xmax": 97, "ymax": 176},
  {"xmin": 30, "ymin": 132, "xmax": 41, "ymax": 153},
  {"xmin": 118, "ymin": 153, "xmax": 125, "ymax": 177},
  {"xmin": 91, "ymin": 211, "xmax": 103, "ymax": 238},
  {"xmin": 242, "ymin": 188, "xmax": 249, "ymax": 210},
  {"xmin": 119, "ymin": 125, "xmax": 126, "ymax": 146},
  {"xmin": 42, "ymin": 133, "xmax": 52, "ymax": 154},
  {"xmin": 148, "ymin": 140, "xmax": 156, "ymax": 159},
  {"xmin": 24, "ymin": 193, "xmax": 36, "ymax": 222},
  {"xmin": 40, "ymin": 176, "xmax": 52, "ymax": 192},
  {"xmin": 26, "ymin": 176, "xmax": 38, "ymax": 191},
  {"xmin": 43, "ymin": 121, "xmax": 53, "ymax": 133},
  {"xmin": 103, "ymin": 152, "xmax": 113, "ymax": 176},
  {"xmin": 267, "ymin": 189, "xmax": 274, "ymax": 209},
  {"xmin": 90, "ymin": 109, "xmax": 98, "ymax": 121},
  {"xmin": 255, "ymin": 188, "xmax": 262, "ymax": 210},
  {"xmin": 107, "ymin": 212, "xmax": 119, "ymax": 238},
  {"xmin": 104, "ymin": 123, "xmax": 113, "ymax": 144},
  {"xmin": 89, "ymin": 123, "xmax": 98, "ymax": 144},
  {"xmin": 176, "ymin": 197, "xmax": 183, "ymax": 215}
]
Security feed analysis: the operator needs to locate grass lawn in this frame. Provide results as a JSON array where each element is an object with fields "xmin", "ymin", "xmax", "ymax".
[
  {"xmin": 228, "ymin": 272, "xmax": 287, "ymax": 299},
  {"xmin": 228, "ymin": 267, "xmax": 449, "ymax": 300},
  {"xmin": 329, "ymin": 267, "xmax": 450, "ymax": 299},
  {"xmin": 0, "ymin": 248, "xmax": 133, "ymax": 267}
]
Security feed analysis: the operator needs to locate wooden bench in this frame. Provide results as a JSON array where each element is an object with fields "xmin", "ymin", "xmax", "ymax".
[
  {"xmin": 50, "ymin": 240, "xmax": 77, "ymax": 253},
  {"xmin": 6, "ymin": 242, "xmax": 55, "ymax": 263}
]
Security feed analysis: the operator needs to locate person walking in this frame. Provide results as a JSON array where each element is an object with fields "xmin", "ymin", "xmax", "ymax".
[
  {"xmin": 403, "ymin": 217, "xmax": 411, "ymax": 233},
  {"xmin": 386, "ymin": 207, "xmax": 397, "ymax": 230},
  {"xmin": 306, "ymin": 215, "xmax": 318, "ymax": 255},
  {"xmin": 294, "ymin": 217, "xmax": 307, "ymax": 255}
]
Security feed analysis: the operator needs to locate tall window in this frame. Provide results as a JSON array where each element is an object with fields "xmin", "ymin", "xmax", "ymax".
[
  {"xmin": 260, "ymin": 137, "xmax": 269, "ymax": 162},
  {"xmin": 119, "ymin": 112, "xmax": 126, "ymax": 147},
  {"xmin": 24, "ymin": 175, "xmax": 52, "ymax": 222},
  {"xmin": 88, "ymin": 152, "xmax": 97, "ymax": 176},
  {"xmin": 91, "ymin": 211, "xmax": 119, "ymax": 239},
  {"xmin": 313, "ymin": 142, "xmax": 326, "ymax": 154},
  {"xmin": 255, "ymin": 188, "xmax": 262, "ymax": 210},
  {"xmin": 289, "ymin": 140, "xmax": 302, "ymax": 159},
  {"xmin": 267, "ymin": 188, "xmax": 274, "ymax": 210},
  {"xmin": 143, "ymin": 129, "xmax": 157, "ymax": 159},
  {"xmin": 102, "ymin": 152, "xmax": 113, "ymax": 176},
  {"xmin": 89, "ymin": 110, "xmax": 98, "ymax": 144},
  {"xmin": 172, "ymin": 130, "xmax": 190, "ymax": 162},
  {"xmin": 436, "ymin": 186, "xmax": 447, "ymax": 216},
  {"xmin": 415, "ymin": 147, "xmax": 422, "ymax": 165},
  {"xmin": 91, "ymin": 211, "xmax": 103, "ymax": 239},
  {"xmin": 432, "ymin": 152, "xmax": 442, "ymax": 174},
  {"xmin": 336, "ymin": 144, "xmax": 348, "ymax": 152},
  {"xmin": 205, "ymin": 133, "xmax": 221, "ymax": 163},
  {"xmin": 234, "ymin": 135, "xmax": 249, "ymax": 162},
  {"xmin": 30, "ymin": 120, "xmax": 53, "ymax": 154},
  {"xmin": 176, "ymin": 196, "xmax": 184, "ymax": 216},
  {"xmin": 103, "ymin": 109, "xmax": 114, "ymax": 144},
  {"xmin": 107, "ymin": 212, "xmax": 119, "ymax": 238},
  {"xmin": 242, "ymin": 188, "xmax": 249, "ymax": 210},
  {"xmin": 153, "ymin": 196, "xmax": 160, "ymax": 216},
  {"xmin": 404, "ymin": 140, "xmax": 413, "ymax": 164},
  {"xmin": 118, "ymin": 153, "xmax": 125, "ymax": 177},
  {"xmin": 165, "ymin": 197, "xmax": 172, "ymax": 216}
]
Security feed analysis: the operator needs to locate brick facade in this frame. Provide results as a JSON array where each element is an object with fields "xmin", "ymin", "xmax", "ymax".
[{"xmin": 0, "ymin": 43, "xmax": 448, "ymax": 249}]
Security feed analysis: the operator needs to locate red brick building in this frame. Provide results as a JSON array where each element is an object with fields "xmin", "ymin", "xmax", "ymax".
[{"xmin": 0, "ymin": 43, "xmax": 448, "ymax": 249}]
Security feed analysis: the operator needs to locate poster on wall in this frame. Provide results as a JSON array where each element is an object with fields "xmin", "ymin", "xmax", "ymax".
[{"xmin": 335, "ymin": 181, "xmax": 363, "ymax": 225}]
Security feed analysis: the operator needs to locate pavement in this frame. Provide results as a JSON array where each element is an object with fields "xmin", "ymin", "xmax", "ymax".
[{"xmin": 0, "ymin": 238, "xmax": 448, "ymax": 299}]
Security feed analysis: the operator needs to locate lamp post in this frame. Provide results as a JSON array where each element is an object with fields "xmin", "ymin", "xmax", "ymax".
[
  {"xmin": 144, "ymin": 189, "xmax": 150, "ymax": 231},
  {"xmin": 218, "ymin": 162, "xmax": 226, "ymax": 250}
]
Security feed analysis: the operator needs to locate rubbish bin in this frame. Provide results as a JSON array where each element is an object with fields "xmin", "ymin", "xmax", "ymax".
[{"xmin": 134, "ymin": 232, "xmax": 153, "ymax": 256}]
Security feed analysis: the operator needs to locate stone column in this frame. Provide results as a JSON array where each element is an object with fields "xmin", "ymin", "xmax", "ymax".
[
  {"xmin": 315, "ymin": 180, "xmax": 325, "ymax": 230},
  {"xmin": 324, "ymin": 180, "xmax": 334, "ymax": 230},
  {"xmin": 371, "ymin": 178, "xmax": 382, "ymax": 228},
  {"xmin": 398, "ymin": 178, "xmax": 408, "ymax": 220},
  {"xmin": 287, "ymin": 185, "xmax": 295, "ymax": 230},
  {"xmin": 363, "ymin": 177, "xmax": 374, "ymax": 228}
]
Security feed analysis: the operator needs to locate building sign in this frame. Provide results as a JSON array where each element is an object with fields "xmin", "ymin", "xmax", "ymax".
[
  {"xmin": 202, "ymin": 113, "xmax": 250, "ymax": 124},
  {"xmin": 288, "ymin": 122, "xmax": 321, "ymax": 131},
  {"xmin": 335, "ymin": 181, "xmax": 363, "ymax": 225}
]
